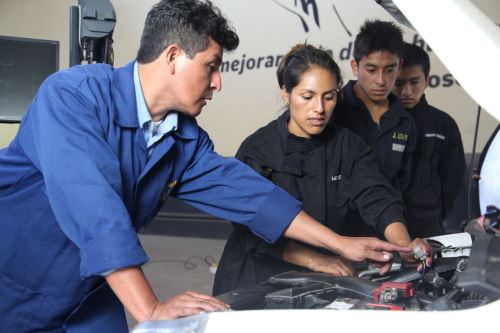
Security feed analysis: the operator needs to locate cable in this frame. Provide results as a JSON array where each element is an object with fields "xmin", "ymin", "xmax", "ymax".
[{"xmin": 467, "ymin": 105, "xmax": 482, "ymax": 223}]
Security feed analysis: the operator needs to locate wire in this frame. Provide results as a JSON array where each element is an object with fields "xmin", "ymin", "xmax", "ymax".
[
  {"xmin": 467, "ymin": 105, "xmax": 482, "ymax": 223},
  {"xmin": 145, "ymin": 255, "xmax": 217, "ymax": 271}
]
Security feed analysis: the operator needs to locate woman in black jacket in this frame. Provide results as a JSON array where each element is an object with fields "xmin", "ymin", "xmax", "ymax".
[{"xmin": 213, "ymin": 44, "xmax": 429, "ymax": 296}]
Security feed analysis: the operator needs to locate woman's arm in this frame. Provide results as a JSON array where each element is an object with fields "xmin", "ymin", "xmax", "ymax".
[
  {"xmin": 283, "ymin": 241, "xmax": 355, "ymax": 276},
  {"xmin": 384, "ymin": 222, "xmax": 432, "ymax": 267}
]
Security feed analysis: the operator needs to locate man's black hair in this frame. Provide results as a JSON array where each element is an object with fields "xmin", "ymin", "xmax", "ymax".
[
  {"xmin": 401, "ymin": 42, "xmax": 431, "ymax": 79},
  {"xmin": 137, "ymin": 0, "xmax": 239, "ymax": 63},
  {"xmin": 353, "ymin": 20, "xmax": 404, "ymax": 63}
]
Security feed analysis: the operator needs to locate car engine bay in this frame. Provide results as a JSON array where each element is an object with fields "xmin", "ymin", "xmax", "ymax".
[{"xmin": 218, "ymin": 209, "xmax": 500, "ymax": 312}]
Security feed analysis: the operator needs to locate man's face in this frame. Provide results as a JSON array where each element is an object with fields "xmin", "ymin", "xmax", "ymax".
[
  {"xmin": 351, "ymin": 51, "xmax": 401, "ymax": 104},
  {"xmin": 172, "ymin": 37, "xmax": 223, "ymax": 117},
  {"xmin": 393, "ymin": 65, "xmax": 428, "ymax": 109}
]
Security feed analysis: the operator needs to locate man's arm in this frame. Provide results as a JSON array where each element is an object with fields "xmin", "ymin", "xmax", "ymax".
[
  {"xmin": 106, "ymin": 267, "xmax": 229, "ymax": 322},
  {"xmin": 284, "ymin": 210, "xmax": 411, "ymax": 274}
]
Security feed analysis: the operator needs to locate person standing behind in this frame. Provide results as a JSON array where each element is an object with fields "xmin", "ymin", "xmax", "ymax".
[
  {"xmin": 333, "ymin": 20, "xmax": 417, "ymax": 237},
  {"xmin": 393, "ymin": 43, "xmax": 466, "ymax": 238}
]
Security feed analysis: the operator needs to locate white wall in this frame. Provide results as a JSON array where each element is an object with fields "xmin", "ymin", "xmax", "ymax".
[{"xmin": 1, "ymin": 0, "xmax": 498, "ymax": 156}]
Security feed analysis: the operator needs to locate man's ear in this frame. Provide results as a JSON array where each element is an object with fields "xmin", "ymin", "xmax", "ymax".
[
  {"xmin": 351, "ymin": 59, "xmax": 358, "ymax": 76},
  {"xmin": 163, "ymin": 44, "xmax": 183, "ymax": 74}
]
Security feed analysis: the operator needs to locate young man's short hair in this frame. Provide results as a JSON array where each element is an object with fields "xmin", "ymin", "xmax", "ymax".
[
  {"xmin": 401, "ymin": 42, "xmax": 431, "ymax": 79},
  {"xmin": 353, "ymin": 20, "xmax": 404, "ymax": 63}
]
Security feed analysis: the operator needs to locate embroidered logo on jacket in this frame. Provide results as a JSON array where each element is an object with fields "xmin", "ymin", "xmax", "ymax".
[
  {"xmin": 425, "ymin": 133, "xmax": 446, "ymax": 140},
  {"xmin": 392, "ymin": 132, "xmax": 409, "ymax": 141},
  {"xmin": 161, "ymin": 180, "xmax": 178, "ymax": 202}
]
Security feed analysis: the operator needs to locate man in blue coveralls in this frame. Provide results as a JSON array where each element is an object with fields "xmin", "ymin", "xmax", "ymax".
[{"xmin": 0, "ymin": 1, "xmax": 417, "ymax": 332}]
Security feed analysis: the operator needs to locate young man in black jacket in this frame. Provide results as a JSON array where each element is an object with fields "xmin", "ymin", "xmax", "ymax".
[
  {"xmin": 393, "ymin": 43, "xmax": 466, "ymax": 238},
  {"xmin": 333, "ymin": 20, "xmax": 417, "ymax": 237}
]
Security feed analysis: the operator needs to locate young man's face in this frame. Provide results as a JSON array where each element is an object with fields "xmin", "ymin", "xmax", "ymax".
[
  {"xmin": 393, "ymin": 65, "xmax": 428, "ymax": 109},
  {"xmin": 351, "ymin": 50, "xmax": 401, "ymax": 104},
  {"xmin": 173, "ymin": 37, "xmax": 223, "ymax": 117}
]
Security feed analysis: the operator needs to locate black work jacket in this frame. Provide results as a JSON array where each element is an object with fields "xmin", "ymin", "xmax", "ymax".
[
  {"xmin": 404, "ymin": 96, "xmax": 466, "ymax": 238},
  {"xmin": 334, "ymin": 81, "xmax": 417, "ymax": 193},
  {"xmin": 213, "ymin": 111, "xmax": 405, "ymax": 295}
]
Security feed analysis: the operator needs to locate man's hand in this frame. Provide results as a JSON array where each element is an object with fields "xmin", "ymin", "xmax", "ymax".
[
  {"xmin": 337, "ymin": 236, "xmax": 411, "ymax": 274},
  {"xmin": 105, "ymin": 267, "xmax": 229, "ymax": 323},
  {"xmin": 283, "ymin": 211, "xmax": 411, "ymax": 275},
  {"xmin": 149, "ymin": 291, "xmax": 230, "ymax": 320}
]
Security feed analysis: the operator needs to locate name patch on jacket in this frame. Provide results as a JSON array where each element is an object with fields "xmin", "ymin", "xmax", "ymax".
[
  {"xmin": 392, "ymin": 143, "xmax": 406, "ymax": 152},
  {"xmin": 392, "ymin": 132, "xmax": 409, "ymax": 141},
  {"xmin": 425, "ymin": 133, "xmax": 446, "ymax": 140},
  {"xmin": 331, "ymin": 174, "xmax": 342, "ymax": 181}
]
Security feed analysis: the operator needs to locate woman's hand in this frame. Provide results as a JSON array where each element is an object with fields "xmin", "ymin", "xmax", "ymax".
[
  {"xmin": 308, "ymin": 254, "xmax": 356, "ymax": 276},
  {"xmin": 383, "ymin": 222, "xmax": 432, "ymax": 272},
  {"xmin": 401, "ymin": 238, "xmax": 433, "ymax": 271},
  {"xmin": 283, "ymin": 241, "xmax": 355, "ymax": 276}
]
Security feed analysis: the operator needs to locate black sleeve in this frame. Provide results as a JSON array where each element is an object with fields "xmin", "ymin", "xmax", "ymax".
[
  {"xmin": 439, "ymin": 117, "xmax": 466, "ymax": 219},
  {"xmin": 346, "ymin": 132, "xmax": 407, "ymax": 234}
]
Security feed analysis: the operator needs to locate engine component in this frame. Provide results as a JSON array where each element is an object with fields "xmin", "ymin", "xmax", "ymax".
[{"xmin": 373, "ymin": 282, "xmax": 415, "ymax": 303}]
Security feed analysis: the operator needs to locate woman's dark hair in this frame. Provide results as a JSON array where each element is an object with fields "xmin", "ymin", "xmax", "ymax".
[
  {"xmin": 277, "ymin": 44, "xmax": 343, "ymax": 93},
  {"xmin": 353, "ymin": 20, "xmax": 404, "ymax": 63},
  {"xmin": 137, "ymin": 0, "xmax": 239, "ymax": 63}
]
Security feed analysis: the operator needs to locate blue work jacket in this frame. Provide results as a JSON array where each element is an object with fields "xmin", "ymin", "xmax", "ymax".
[{"xmin": 0, "ymin": 62, "xmax": 301, "ymax": 332}]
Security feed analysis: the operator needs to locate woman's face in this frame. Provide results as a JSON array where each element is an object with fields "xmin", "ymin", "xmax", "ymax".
[{"xmin": 284, "ymin": 66, "xmax": 339, "ymax": 138}]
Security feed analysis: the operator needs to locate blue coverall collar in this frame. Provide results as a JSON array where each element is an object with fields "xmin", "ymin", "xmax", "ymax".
[{"xmin": 111, "ymin": 61, "xmax": 141, "ymax": 128}]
